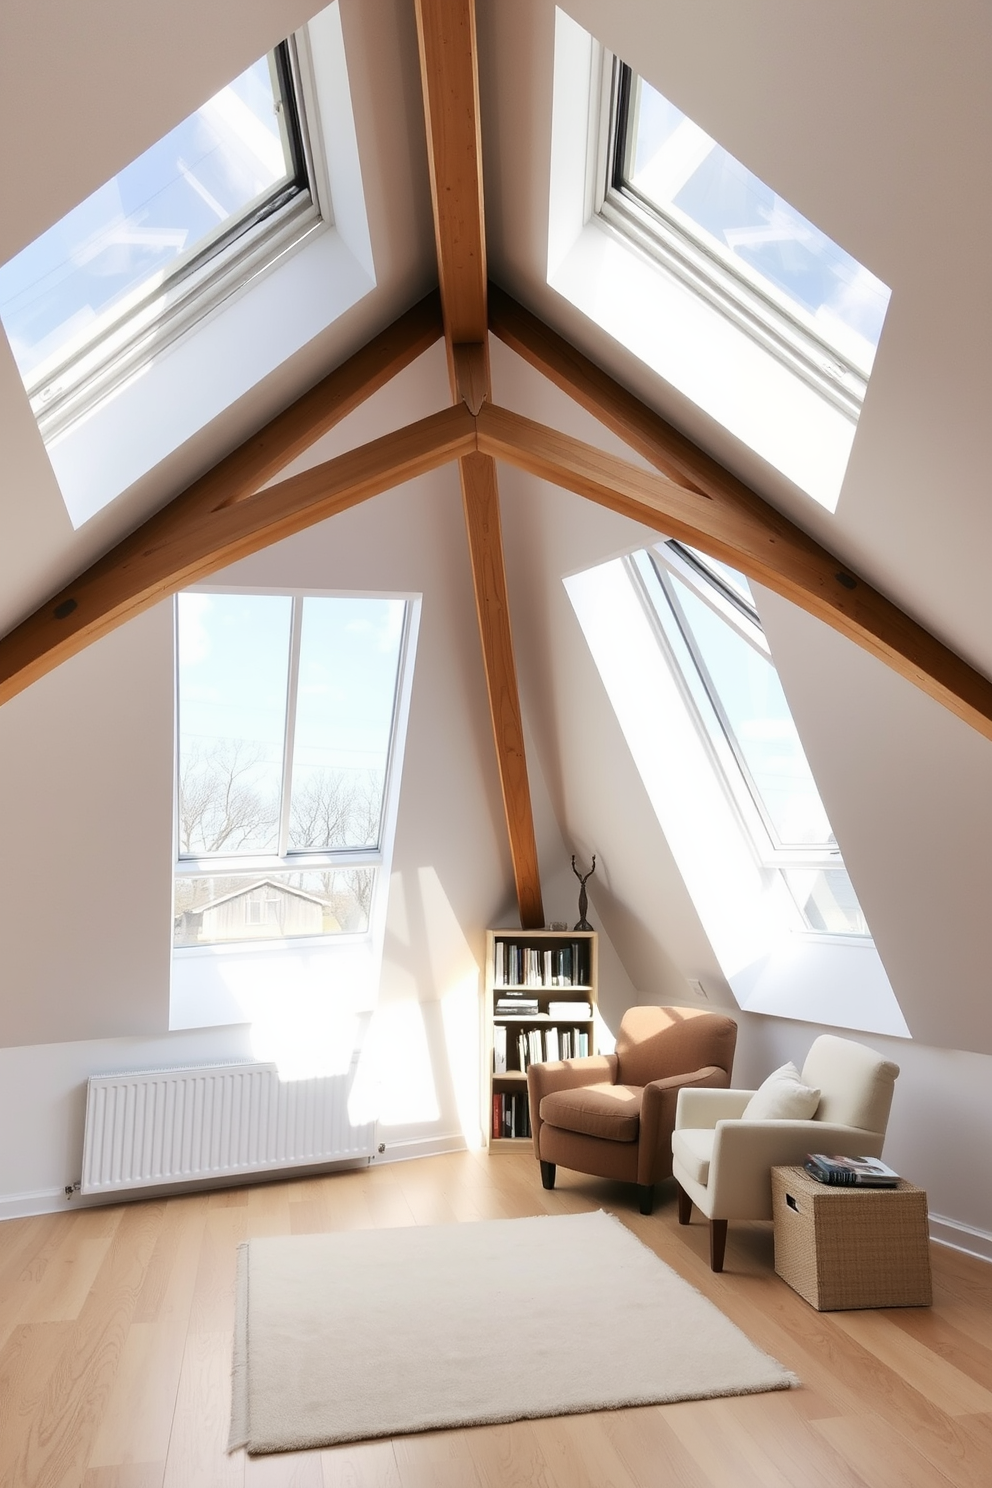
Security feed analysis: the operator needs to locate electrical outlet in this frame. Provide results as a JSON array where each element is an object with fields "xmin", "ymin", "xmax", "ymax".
[{"xmin": 687, "ymin": 978, "xmax": 708, "ymax": 1000}]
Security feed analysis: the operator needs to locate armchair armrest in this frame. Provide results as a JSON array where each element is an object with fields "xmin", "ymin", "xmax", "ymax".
[
  {"xmin": 706, "ymin": 1121, "xmax": 885, "ymax": 1220},
  {"xmin": 675, "ymin": 1087, "xmax": 754, "ymax": 1130},
  {"xmin": 638, "ymin": 1065, "xmax": 730, "ymax": 1185},
  {"xmin": 526, "ymin": 1054, "xmax": 618, "ymax": 1159}
]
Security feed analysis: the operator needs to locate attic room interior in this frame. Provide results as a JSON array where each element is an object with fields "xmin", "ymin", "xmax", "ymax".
[{"xmin": 2, "ymin": 0, "xmax": 992, "ymax": 1481}]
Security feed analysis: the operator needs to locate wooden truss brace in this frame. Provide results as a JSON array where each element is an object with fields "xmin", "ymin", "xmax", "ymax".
[
  {"xmin": 6, "ymin": 393, "xmax": 992, "ymax": 741},
  {"xmin": 2, "ymin": 0, "xmax": 992, "ymax": 928}
]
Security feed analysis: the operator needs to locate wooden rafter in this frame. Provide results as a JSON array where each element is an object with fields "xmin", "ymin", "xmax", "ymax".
[
  {"xmin": 4, "ymin": 6, "xmax": 991, "ymax": 926},
  {"xmin": 0, "ymin": 406, "xmax": 474, "ymax": 706},
  {"xmin": 0, "ymin": 295, "xmax": 443, "ymax": 704},
  {"xmin": 477, "ymin": 402, "xmax": 992, "ymax": 743},
  {"xmin": 415, "ymin": 0, "xmax": 544, "ymax": 927},
  {"xmin": 168, "ymin": 290, "xmax": 442, "ymax": 519}
]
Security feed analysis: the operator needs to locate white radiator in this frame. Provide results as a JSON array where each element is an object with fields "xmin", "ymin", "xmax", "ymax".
[{"xmin": 80, "ymin": 1061, "xmax": 374, "ymax": 1196}]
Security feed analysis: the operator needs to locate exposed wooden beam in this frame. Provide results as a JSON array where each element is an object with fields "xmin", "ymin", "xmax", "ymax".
[
  {"xmin": 452, "ymin": 341, "xmax": 489, "ymax": 414},
  {"xmin": 0, "ymin": 291, "xmax": 443, "ymax": 698},
  {"xmin": 477, "ymin": 402, "xmax": 992, "ymax": 743},
  {"xmin": 0, "ymin": 406, "xmax": 476, "ymax": 707},
  {"xmin": 490, "ymin": 285, "xmax": 708, "ymax": 495},
  {"xmin": 460, "ymin": 453, "xmax": 543, "ymax": 926},
  {"xmin": 416, "ymin": 0, "xmax": 543, "ymax": 927},
  {"xmin": 174, "ymin": 290, "xmax": 442, "ymax": 518},
  {"xmin": 414, "ymin": 0, "xmax": 489, "ymax": 354}
]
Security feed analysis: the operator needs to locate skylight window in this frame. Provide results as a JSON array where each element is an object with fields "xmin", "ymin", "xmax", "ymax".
[
  {"xmin": 174, "ymin": 591, "xmax": 409, "ymax": 950},
  {"xmin": 0, "ymin": 40, "xmax": 316, "ymax": 440},
  {"xmin": 605, "ymin": 65, "xmax": 891, "ymax": 418},
  {"xmin": 547, "ymin": 11, "xmax": 892, "ymax": 509},
  {"xmin": 634, "ymin": 543, "xmax": 869, "ymax": 937}
]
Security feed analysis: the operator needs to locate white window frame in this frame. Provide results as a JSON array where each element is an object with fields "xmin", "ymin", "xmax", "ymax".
[
  {"xmin": 598, "ymin": 59, "xmax": 868, "ymax": 422},
  {"xmin": 548, "ymin": 8, "xmax": 861, "ymax": 510},
  {"xmin": 172, "ymin": 585, "xmax": 417, "ymax": 957},
  {"xmin": 27, "ymin": 37, "xmax": 325, "ymax": 445},
  {"xmin": 628, "ymin": 543, "xmax": 867, "ymax": 935},
  {"xmin": 42, "ymin": 2, "xmax": 376, "ymax": 530},
  {"xmin": 564, "ymin": 553, "xmax": 907, "ymax": 1036}
]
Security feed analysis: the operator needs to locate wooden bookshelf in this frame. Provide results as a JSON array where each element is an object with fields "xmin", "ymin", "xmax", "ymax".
[{"xmin": 485, "ymin": 928, "xmax": 598, "ymax": 1151}]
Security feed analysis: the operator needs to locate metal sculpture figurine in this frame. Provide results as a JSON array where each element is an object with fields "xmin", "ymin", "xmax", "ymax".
[{"xmin": 571, "ymin": 854, "xmax": 596, "ymax": 931}]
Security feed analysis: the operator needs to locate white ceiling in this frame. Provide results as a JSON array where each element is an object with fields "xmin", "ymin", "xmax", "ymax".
[{"xmin": 1, "ymin": 0, "xmax": 991, "ymax": 677}]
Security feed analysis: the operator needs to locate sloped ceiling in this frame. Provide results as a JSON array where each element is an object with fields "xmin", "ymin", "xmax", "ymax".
[
  {"xmin": 0, "ymin": 0, "xmax": 436, "ymax": 634},
  {"xmin": 2, "ymin": 0, "xmax": 992, "ymax": 1050},
  {"xmin": 482, "ymin": 0, "xmax": 992, "ymax": 679},
  {"xmin": 3, "ymin": 0, "xmax": 992, "ymax": 665}
]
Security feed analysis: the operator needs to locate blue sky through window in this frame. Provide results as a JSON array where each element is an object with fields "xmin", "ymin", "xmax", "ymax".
[
  {"xmin": 176, "ymin": 594, "xmax": 405, "ymax": 860},
  {"xmin": 627, "ymin": 79, "xmax": 891, "ymax": 373},
  {"xmin": 0, "ymin": 55, "xmax": 292, "ymax": 385}
]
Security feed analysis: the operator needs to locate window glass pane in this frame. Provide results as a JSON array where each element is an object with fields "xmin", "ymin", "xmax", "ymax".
[
  {"xmin": 671, "ymin": 575, "xmax": 833, "ymax": 846},
  {"xmin": 682, "ymin": 545, "xmax": 756, "ymax": 610},
  {"xmin": 288, "ymin": 598, "xmax": 405, "ymax": 850},
  {"xmin": 0, "ymin": 55, "xmax": 294, "ymax": 384},
  {"xmin": 177, "ymin": 593, "xmax": 291, "ymax": 855},
  {"xmin": 174, "ymin": 869, "xmax": 373, "ymax": 947},
  {"xmin": 626, "ymin": 77, "xmax": 890, "ymax": 372},
  {"xmin": 782, "ymin": 867, "xmax": 869, "ymax": 937}
]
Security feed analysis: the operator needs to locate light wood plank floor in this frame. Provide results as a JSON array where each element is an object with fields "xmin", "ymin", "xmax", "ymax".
[{"xmin": 0, "ymin": 1149, "xmax": 989, "ymax": 1487}]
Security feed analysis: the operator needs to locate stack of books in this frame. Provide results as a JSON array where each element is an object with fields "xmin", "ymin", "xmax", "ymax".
[
  {"xmin": 804, "ymin": 1154, "xmax": 900, "ymax": 1187},
  {"xmin": 495, "ymin": 995, "xmax": 539, "ymax": 1017}
]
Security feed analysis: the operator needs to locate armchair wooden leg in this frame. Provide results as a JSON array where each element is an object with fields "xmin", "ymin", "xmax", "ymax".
[
  {"xmin": 677, "ymin": 1184, "xmax": 692, "ymax": 1225},
  {"xmin": 709, "ymin": 1219, "xmax": 728, "ymax": 1272},
  {"xmin": 638, "ymin": 1184, "xmax": 654, "ymax": 1216},
  {"xmin": 540, "ymin": 1161, "xmax": 556, "ymax": 1190}
]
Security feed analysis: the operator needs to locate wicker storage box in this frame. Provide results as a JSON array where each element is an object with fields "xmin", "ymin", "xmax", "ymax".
[{"xmin": 771, "ymin": 1165, "xmax": 932, "ymax": 1311}]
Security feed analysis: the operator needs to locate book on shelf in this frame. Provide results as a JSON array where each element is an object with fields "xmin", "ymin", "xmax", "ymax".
[
  {"xmin": 804, "ymin": 1154, "xmax": 900, "ymax": 1187},
  {"xmin": 562, "ymin": 1027, "xmax": 589, "ymax": 1059},
  {"xmin": 492, "ymin": 937, "xmax": 590, "ymax": 989},
  {"xmin": 495, "ymin": 996, "xmax": 539, "ymax": 1016},
  {"xmin": 548, "ymin": 1001, "xmax": 592, "ymax": 1020},
  {"xmin": 493, "ymin": 1024, "xmax": 507, "ymax": 1074},
  {"xmin": 545, "ymin": 1026, "xmax": 560, "ymax": 1062},
  {"xmin": 492, "ymin": 1090, "xmax": 531, "ymax": 1140},
  {"xmin": 528, "ymin": 1028, "xmax": 543, "ymax": 1066}
]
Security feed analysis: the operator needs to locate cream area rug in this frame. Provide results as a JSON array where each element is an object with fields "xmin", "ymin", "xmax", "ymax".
[{"xmin": 229, "ymin": 1209, "xmax": 798, "ymax": 1453}]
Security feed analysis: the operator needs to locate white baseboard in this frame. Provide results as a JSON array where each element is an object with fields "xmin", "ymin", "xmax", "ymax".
[
  {"xmin": 0, "ymin": 1140, "xmax": 474, "ymax": 1222},
  {"xmin": 0, "ymin": 1186, "xmax": 79, "ymax": 1221},
  {"xmin": 374, "ymin": 1132, "xmax": 470, "ymax": 1164},
  {"xmin": 929, "ymin": 1212, "xmax": 992, "ymax": 1264}
]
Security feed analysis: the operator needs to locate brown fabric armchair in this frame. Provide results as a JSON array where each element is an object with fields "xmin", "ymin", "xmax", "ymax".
[{"xmin": 527, "ymin": 1005, "xmax": 738, "ymax": 1215}]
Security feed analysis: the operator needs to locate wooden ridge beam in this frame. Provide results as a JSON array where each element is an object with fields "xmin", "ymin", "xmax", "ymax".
[
  {"xmin": 477, "ymin": 401, "xmax": 992, "ymax": 743},
  {"xmin": 416, "ymin": 0, "xmax": 543, "ymax": 926},
  {"xmin": 0, "ymin": 405, "xmax": 475, "ymax": 706},
  {"xmin": 414, "ymin": 0, "xmax": 489, "ymax": 356}
]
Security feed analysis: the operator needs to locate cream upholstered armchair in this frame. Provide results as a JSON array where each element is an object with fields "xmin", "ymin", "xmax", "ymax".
[
  {"xmin": 528, "ymin": 1005, "xmax": 738, "ymax": 1215},
  {"xmin": 672, "ymin": 1034, "xmax": 900, "ymax": 1271}
]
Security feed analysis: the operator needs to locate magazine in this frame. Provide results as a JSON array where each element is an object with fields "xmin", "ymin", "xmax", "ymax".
[{"xmin": 804, "ymin": 1154, "xmax": 900, "ymax": 1187}]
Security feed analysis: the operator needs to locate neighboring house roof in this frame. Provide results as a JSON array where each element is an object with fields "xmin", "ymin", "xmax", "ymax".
[{"xmin": 184, "ymin": 879, "xmax": 327, "ymax": 916}]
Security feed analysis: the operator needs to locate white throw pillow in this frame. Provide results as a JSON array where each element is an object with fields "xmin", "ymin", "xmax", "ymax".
[{"xmin": 742, "ymin": 1061, "xmax": 820, "ymax": 1121}]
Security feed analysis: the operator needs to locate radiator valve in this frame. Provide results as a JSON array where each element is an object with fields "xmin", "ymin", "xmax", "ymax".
[{"xmin": 64, "ymin": 1180, "xmax": 81, "ymax": 1199}]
